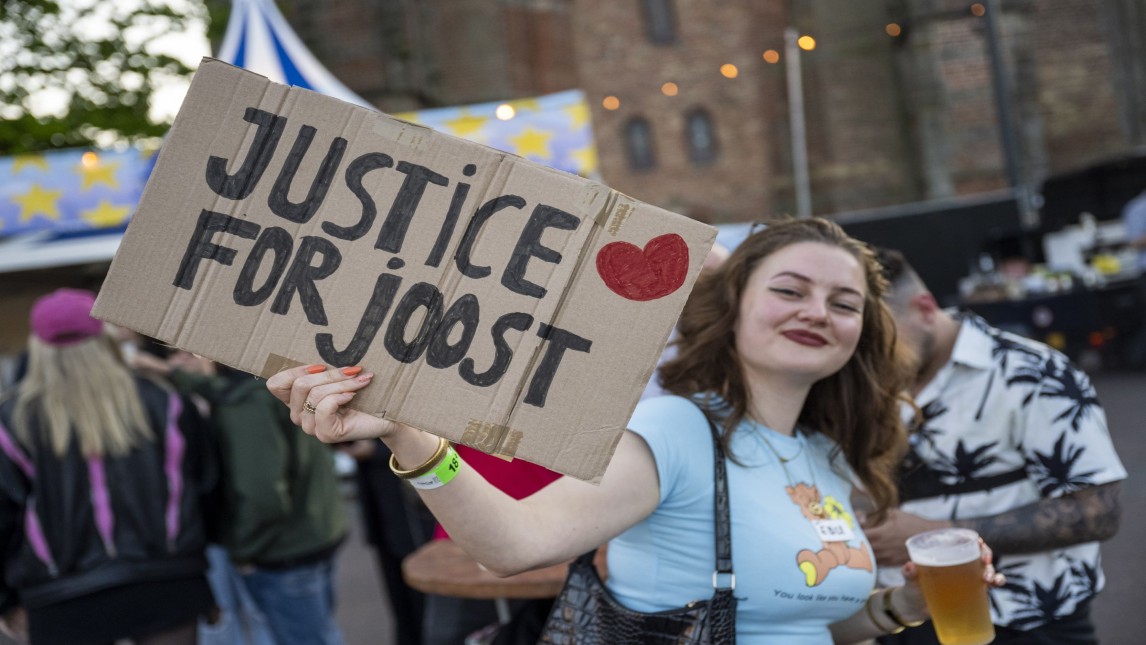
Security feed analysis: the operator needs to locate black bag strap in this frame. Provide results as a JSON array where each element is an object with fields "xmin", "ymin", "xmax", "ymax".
[
  {"xmin": 572, "ymin": 406, "xmax": 734, "ymax": 583},
  {"xmin": 701, "ymin": 408, "xmax": 734, "ymax": 590}
]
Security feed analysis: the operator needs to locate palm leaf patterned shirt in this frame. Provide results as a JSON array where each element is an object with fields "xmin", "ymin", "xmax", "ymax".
[{"xmin": 897, "ymin": 314, "xmax": 1126, "ymax": 629}]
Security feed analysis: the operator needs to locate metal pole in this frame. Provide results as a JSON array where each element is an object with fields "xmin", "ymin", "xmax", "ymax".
[
  {"xmin": 785, "ymin": 26, "xmax": 812, "ymax": 218},
  {"xmin": 983, "ymin": 0, "xmax": 1036, "ymax": 226}
]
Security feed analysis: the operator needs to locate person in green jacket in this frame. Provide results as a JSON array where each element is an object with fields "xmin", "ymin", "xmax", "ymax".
[{"xmin": 138, "ymin": 351, "xmax": 348, "ymax": 645}]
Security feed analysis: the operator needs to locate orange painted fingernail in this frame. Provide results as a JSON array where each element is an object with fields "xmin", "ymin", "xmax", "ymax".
[
  {"xmin": 306, "ymin": 365, "xmax": 327, "ymax": 374},
  {"xmin": 341, "ymin": 366, "xmax": 363, "ymax": 376}
]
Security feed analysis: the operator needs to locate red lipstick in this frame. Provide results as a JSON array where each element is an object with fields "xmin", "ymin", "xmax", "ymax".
[{"xmin": 782, "ymin": 330, "xmax": 828, "ymax": 347}]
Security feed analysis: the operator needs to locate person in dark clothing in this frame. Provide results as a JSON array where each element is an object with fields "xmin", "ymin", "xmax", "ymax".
[
  {"xmin": 137, "ymin": 352, "xmax": 349, "ymax": 645},
  {"xmin": 0, "ymin": 288, "xmax": 216, "ymax": 645},
  {"xmin": 341, "ymin": 438, "xmax": 434, "ymax": 645}
]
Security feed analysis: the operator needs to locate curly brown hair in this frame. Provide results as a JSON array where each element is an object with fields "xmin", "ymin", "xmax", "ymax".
[{"xmin": 658, "ymin": 216, "xmax": 911, "ymax": 519}]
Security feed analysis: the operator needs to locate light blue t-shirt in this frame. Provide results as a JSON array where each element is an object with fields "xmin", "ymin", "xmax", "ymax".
[{"xmin": 609, "ymin": 395, "xmax": 876, "ymax": 644}]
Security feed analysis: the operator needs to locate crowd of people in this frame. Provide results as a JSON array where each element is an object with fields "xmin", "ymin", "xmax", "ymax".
[{"xmin": 0, "ymin": 215, "xmax": 1126, "ymax": 645}]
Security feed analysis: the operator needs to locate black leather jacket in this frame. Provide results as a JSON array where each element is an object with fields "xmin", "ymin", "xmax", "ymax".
[{"xmin": 0, "ymin": 376, "xmax": 214, "ymax": 612}]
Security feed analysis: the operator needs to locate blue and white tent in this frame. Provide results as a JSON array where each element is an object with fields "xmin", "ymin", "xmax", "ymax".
[{"xmin": 216, "ymin": 0, "xmax": 373, "ymax": 108}]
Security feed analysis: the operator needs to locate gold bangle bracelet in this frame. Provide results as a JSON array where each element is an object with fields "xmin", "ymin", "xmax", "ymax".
[
  {"xmin": 883, "ymin": 586, "xmax": 926, "ymax": 628},
  {"xmin": 865, "ymin": 590, "xmax": 904, "ymax": 635},
  {"xmin": 389, "ymin": 436, "xmax": 451, "ymax": 480}
]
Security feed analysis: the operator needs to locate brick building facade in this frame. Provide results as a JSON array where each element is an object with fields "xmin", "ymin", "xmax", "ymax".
[
  {"xmin": 276, "ymin": 0, "xmax": 1146, "ymax": 223},
  {"xmin": 277, "ymin": 0, "xmax": 578, "ymax": 113},
  {"xmin": 570, "ymin": 0, "xmax": 783, "ymax": 221}
]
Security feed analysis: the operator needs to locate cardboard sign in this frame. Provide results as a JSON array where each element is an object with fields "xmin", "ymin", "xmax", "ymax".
[{"xmin": 94, "ymin": 59, "xmax": 716, "ymax": 482}]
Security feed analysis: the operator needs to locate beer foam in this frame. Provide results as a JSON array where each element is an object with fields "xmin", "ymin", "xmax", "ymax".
[{"xmin": 905, "ymin": 528, "xmax": 981, "ymax": 567}]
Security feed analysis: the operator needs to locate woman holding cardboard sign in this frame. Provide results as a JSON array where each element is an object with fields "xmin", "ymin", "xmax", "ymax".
[{"xmin": 267, "ymin": 217, "xmax": 1003, "ymax": 643}]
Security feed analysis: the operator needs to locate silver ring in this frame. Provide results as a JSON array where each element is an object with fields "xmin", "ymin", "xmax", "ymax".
[{"xmin": 303, "ymin": 400, "xmax": 318, "ymax": 414}]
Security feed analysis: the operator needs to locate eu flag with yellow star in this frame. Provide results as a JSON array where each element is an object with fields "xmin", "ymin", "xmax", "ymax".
[
  {"xmin": 0, "ymin": 147, "xmax": 154, "ymax": 237},
  {"xmin": 395, "ymin": 89, "xmax": 598, "ymax": 179}
]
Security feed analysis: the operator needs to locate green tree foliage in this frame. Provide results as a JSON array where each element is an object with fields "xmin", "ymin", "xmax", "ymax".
[{"xmin": 0, "ymin": 0, "xmax": 212, "ymax": 154}]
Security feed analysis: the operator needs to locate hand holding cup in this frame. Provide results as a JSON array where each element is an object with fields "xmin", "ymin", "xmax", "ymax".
[{"xmin": 905, "ymin": 528, "xmax": 998, "ymax": 645}]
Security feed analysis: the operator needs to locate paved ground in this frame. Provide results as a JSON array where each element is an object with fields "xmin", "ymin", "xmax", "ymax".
[
  {"xmin": 1086, "ymin": 372, "xmax": 1144, "ymax": 645},
  {"xmin": 334, "ymin": 506, "xmax": 397, "ymax": 645}
]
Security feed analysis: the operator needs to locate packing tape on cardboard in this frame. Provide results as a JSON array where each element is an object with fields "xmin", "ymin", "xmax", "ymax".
[
  {"xmin": 607, "ymin": 197, "xmax": 636, "ymax": 235},
  {"xmin": 582, "ymin": 189, "xmax": 635, "ymax": 232},
  {"xmin": 579, "ymin": 186, "xmax": 613, "ymax": 228},
  {"xmin": 461, "ymin": 419, "xmax": 523, "ymax": 460},
  {"xmin": 259, "ymin": 353, "xmax": 303, "ymax": 380},
  {"xmin": 371, "ymin": 118, "xmax": 432, "ymax": 152}
]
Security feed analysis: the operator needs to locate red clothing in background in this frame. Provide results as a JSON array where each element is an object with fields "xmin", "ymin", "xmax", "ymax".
[{"xmin": 432, "ymin": 445, "xmax": 562, "ymax": 539}]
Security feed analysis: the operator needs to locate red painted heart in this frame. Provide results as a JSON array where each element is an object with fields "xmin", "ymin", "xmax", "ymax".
[{"xmin": 595, "ymin": 233, "xmax": 690, "ymax": 301}]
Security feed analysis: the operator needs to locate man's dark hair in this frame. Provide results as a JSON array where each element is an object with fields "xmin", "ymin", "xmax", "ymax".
[{"xmin": 872, "ymin": 246, "xmax": 909, "ymax": 286}]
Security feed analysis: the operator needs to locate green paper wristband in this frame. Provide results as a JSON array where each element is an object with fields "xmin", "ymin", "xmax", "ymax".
[{"xmin": 408, "ymin": 446, "xmax": 462, "ymax": 490}]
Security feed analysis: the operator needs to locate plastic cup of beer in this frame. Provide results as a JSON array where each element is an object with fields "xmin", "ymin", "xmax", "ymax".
[{"xmin": 905, "ymin": 528, "xmax": 995, "ymax": 645}]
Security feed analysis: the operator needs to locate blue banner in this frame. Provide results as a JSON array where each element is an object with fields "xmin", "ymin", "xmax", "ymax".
[
  {"xmin": 395, "ymin": 90, "xmax": 599, "ymax": 180},
  {"xmin": 0, "ymin": 147, "xmax": 154, "ymax": 237}
]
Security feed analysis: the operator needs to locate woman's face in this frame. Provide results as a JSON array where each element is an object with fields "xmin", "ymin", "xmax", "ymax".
[{"xmin": 734, "ymin": 241, "xmax": 867, "ymax": 386}]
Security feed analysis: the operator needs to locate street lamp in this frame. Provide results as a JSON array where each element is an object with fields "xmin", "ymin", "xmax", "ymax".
[{"xmin": 785, "ymin": 27, "xmax": 812, "ymax": 218}]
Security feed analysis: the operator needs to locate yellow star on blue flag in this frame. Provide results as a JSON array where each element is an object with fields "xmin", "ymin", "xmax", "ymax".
[
  {"xmin": 13, "ymin": 155, "xmax": 49, "ymax": 174},
  {"xmin": 76, "ymin": 156, "xmax": 121, "ymax": 191},
  {"xmin": 13, "ymin": 184, "xmax": 63, "ymax": 225},
  {"xmin": 510, "ymin": 128, "xmax": 555, "ymax": 160},
  {"xmin": 82, "ymin": 200, "xmax": 132, "ymax": 228}
]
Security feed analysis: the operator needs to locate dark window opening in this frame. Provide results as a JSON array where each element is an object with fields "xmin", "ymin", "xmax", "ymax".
[
  {"xmin": 686, "ymin": 109, "xmax": 718, "ymax": 165},
  {"xmin": 642, "ymin": 0, "xmax": 677, "ymax": 45},
  {"xmin": 625, "ymin": 117, "xmax": 656, "ymax": 170}
]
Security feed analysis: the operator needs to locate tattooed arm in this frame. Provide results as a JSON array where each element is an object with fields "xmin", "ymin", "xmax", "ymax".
[
  {"xmin": 954, "ymin": 482, "xmax": 1122, "ymax": 556},
  {"xmin": 864, "ymin": 482, "xmax": 1122, "ymax": 565}
]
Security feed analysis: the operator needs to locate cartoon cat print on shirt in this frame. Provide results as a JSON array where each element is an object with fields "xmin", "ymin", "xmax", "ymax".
[{"xmin": 787, "ymin": 482, "xmax": 873, "ymax": 586}]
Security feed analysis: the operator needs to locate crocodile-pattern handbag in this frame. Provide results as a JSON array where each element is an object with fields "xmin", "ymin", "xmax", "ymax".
[{"xmin": 537, "ymin": 410, "xmax": 736, "ymax": 644}]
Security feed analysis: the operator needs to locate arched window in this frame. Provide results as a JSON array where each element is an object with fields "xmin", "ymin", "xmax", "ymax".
[
  {"xmin": 624, "ymin": 117, "xmax": 656, "ymax": 171},
  {"xmin": 642, "ymin": 0, "xmax": 677, "ymax": 45},
  {"xmin": 685, "ymin": 109, "xmax": 718, "ymax": 165}
]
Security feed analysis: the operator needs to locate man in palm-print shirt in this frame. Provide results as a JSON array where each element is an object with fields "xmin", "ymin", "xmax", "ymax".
[{"xmin": 867, "ymin": 248, "xmax": 1126, "ymax": 645}]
